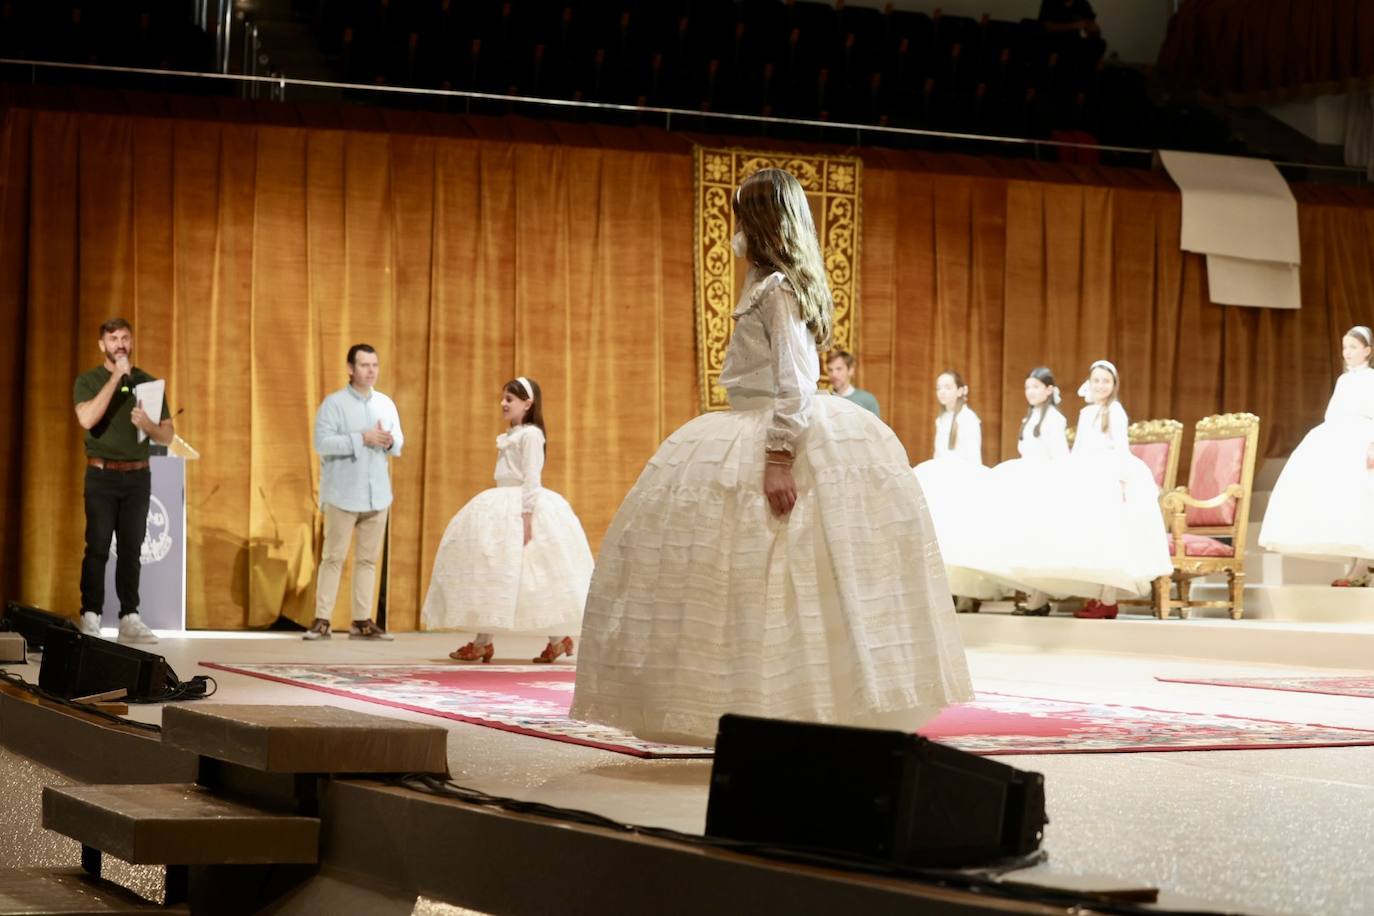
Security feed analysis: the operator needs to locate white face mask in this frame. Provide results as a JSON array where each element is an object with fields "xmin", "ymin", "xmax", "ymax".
[{"xmin": 731, "ymin": 230, "xmax": 747, "ymax": 259}]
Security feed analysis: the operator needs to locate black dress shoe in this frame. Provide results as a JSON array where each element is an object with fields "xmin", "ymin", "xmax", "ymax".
[{"xmin": 1012, "ymin": 604, "xmax": 1051, "ymax": 617}]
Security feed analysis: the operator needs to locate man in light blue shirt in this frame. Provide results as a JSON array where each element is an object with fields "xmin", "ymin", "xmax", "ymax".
[{"xmin": 305, "ymin": 344, "xmax": 404, "ymax": 642}]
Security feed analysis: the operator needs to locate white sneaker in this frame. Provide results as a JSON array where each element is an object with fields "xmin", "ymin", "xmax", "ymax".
[
  {"xmin": 79, "ymin": 612, "xmax": 102, "ymax": 638},
  {"xmin": 117, "ymin": 613, "xmax": 159, "ymax": 646}
]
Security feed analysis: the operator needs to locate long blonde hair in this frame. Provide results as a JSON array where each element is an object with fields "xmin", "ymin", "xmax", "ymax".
[{"xmin": 733, "ymin": 168, "xmax": 834, "ymax": 348}]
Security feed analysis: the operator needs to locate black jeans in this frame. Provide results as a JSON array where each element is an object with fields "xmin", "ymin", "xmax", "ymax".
[{"xmin": 80, "ymin": 466, "xmax": 151, "ymax": 617}]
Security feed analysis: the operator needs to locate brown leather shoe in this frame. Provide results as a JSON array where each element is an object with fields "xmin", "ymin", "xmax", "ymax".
[{"xmin": 349, "ymin": 619, "xmax": 394, "ymax": 641}]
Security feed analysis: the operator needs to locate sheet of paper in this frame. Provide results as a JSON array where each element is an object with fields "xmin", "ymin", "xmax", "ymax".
[{"xmin": 132, "ymin": 378, "xmax": 165, "ymax": 443}]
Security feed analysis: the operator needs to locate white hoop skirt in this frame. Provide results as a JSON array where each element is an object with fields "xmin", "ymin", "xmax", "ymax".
[
  {"xmin": 1004, "ymin": 451, "xmax": 1171, "ymax": 598},
  {"xmin": 912, "ymin": 457, "xmax": 1006, "ymax": 600},
  {"xmin": 421, "ymin": 485, "xmax": 594, "ymax": 633},
  {"xmin": 570, "ymin": 396, "xmax": 973, "ymax": 746},
  {"xmin": 1260, "ymin": 419, "xmax": 1374, "ymax": 560},
  {"xmin": 937, "ymin": 457, "xmax": 1051, "ymax": 597}
]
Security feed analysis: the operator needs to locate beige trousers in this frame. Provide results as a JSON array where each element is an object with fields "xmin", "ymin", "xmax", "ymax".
[{"xmin": 315, "ymin": 503, "xmax": 389, "ymax": 622}]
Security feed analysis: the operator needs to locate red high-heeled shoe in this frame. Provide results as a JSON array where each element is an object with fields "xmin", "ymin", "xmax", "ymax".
[
  {"xmin": 1074, "ymin": 601, "xmax": 1119, "ymax": 619},
  {"xmin": 450, "ymin": 641, "xmax": 494, "ymax": 663},
  {"xmin": 533, "ymin": 636, "xmax": 574, "ymax": 664}
]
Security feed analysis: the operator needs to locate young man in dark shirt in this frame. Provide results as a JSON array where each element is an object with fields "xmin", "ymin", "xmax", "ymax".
[{"xmin": 72, "ymin": 317, "xmax": 174, "ymax": 645}]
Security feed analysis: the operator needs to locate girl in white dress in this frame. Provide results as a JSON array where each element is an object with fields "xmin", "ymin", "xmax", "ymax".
[
  {"xmin": 930, "ymin": 371, "xmax": 983, "ymax": 464},
  {"xmin": 421, "ymin": 377, "xmax": 594, "ymax": 663},
  {"xmin": 1011, "ymin": 367, "xmax": 1070, "ymax": 464},
  {"xmin": 1260, "ymin": 326, "xmax": 1374, "ymax": 580},
  {"xmin": 970, "ymin": 367, "xmax": 1070, "ymax": 615},
  {"xmin": 571, "ymin": 168, "xmax": 972, "ymax": 746},
  {"xmin": 912, "ymin": 372, "xmax": 999, "ymax": 608},
  {"xmin": 1007, "ymin": 360, "xmax": 1171, "ymax": 619}
]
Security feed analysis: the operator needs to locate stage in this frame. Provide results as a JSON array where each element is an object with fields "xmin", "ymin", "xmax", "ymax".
[{"xmin": 2, "ymin": 613, "xmax": 1371, "ymax": 915}]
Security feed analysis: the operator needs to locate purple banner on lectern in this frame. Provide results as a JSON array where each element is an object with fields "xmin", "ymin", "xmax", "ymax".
[{"xmin": 101, "ymin": 456, "xmax": 186, "ymax": 630}]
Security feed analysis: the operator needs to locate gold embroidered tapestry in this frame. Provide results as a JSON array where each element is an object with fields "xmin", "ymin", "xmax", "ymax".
[{"xmin": 693, "ymin": 147, "xmax": 862, "ymax": 411}]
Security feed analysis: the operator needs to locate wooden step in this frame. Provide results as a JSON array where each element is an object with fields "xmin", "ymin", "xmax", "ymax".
[
  {"xmin": 161, "ymin": 704, "xmax": 447, "ymax": 775},
  {"xmin": 42, "ymin": 784, "xmax": 318, "ymax": 866},
  {"xmin": 0, "ymin": 867, "xmax": 187, "ymax": 914}
]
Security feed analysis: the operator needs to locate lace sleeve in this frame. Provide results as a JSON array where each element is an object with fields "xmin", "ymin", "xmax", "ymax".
[
  {"xmin": 519, "ymin": 427, "xmax": 545, "ymax": 514},
  {"xmin": 763, "ymin": 284, "xmax": 816, "ymax": 454}
]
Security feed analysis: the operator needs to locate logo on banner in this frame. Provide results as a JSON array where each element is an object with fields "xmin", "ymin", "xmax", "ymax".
[{"xmin": 109, "ymin": 496, "xmax": 174, "ymax": 565}]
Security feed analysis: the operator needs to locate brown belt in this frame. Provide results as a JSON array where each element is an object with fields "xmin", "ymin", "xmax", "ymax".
[{"xmin": 87, "ymin": 458, "xmax": 149, "ymax": 471}]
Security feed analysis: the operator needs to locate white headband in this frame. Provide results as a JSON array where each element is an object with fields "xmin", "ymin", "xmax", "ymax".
[
  {"xmin": 1077, "ymin": 360, "xmax": 1118, "ymax": 401},
  {"xmin": 515, "ymin": 376, "xmax": 533, "ymax": 400},
  {"xmin": 1351, "ymin": 326, "xmax": 1373, "ymax": 347}
]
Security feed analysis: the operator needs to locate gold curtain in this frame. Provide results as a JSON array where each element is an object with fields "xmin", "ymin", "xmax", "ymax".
[
  {"xmin": 0, "ymin": 106, "xmax": 697, "ymax": 630},
  {"xmin": 858, "ymin": 161, "xmax": 1374, "ymax": 469},
  {"xmin": 4, "ymin": 100, "xmax": 1373, "ymax": 629}
]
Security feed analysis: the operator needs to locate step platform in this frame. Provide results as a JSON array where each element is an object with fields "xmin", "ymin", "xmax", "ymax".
[
  {"xmin": 960, "ymin": 609, "xmax": 1374, "ymax": 669},
  {"xmin": 160, "ymin": 704, "xmax": 448, "ymax": 775},
  {"xmin": 1186, "ymin": 581, "xmax": 1374, "ymax": 622},
  {"xmin": 0, "ymin": 867, "xmax": 186, "ymax": 915},
  {"xmin": 42, "ymin": 783, "xmax": 319, "ymax": 867}
]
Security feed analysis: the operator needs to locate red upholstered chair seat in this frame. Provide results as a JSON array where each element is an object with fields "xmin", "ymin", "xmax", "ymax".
[
  {"xmin": 1130, "ymin": 441, "xmax": 1171, "ymax": 489},
  {"xmin": 1169, "ymin": 534, "xmax": 1235, "ymax": 558}
]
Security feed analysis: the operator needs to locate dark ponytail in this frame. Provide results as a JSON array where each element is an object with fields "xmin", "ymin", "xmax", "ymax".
[{"xmin": 1019, "ymin": 366, "xmax": 1060, "ymax": 439}]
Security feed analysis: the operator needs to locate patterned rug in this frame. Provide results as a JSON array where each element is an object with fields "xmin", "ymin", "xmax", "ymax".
[
  {"xmin": 1157, "ymin": 675, "xmax": 1374, "ymax": 699},
  {"xmin": 200, "ymin": 662, "xmax": 1374, "ymax": 759}
]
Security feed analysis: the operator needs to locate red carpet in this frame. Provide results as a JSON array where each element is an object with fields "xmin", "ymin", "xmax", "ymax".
[
  {"xmin": 1157, "ymin": 674, "xmax": 1374, "ymax": 699},
  {"xmin": 201, "ymin": 662, "xmax": 1374, "ymax": 759}
]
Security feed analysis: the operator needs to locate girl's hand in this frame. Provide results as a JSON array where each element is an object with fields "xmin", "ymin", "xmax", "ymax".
[
  {"xmin": 1366, "ymin": 444, "xmax": 1374, "ymax": 469},
  {"xmin": 764, "ymin": 462, "xmax": 797, "ymax": 516},
  {"xmin": 523, "ymin": 513, "xmax": 533, "ymax": 545}
]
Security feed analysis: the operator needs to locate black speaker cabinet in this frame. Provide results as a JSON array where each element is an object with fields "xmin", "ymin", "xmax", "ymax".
[
  {"xmin": 38, "ymin": 627, "xmax": 168, "ymax": 701},
  {"xmin": 706, "ymin": 714, "xmax": 1047, "ymax": 868},
  {"xmin": 2, "ymin": 601, "xmax": 79, "ymax": 650}
]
